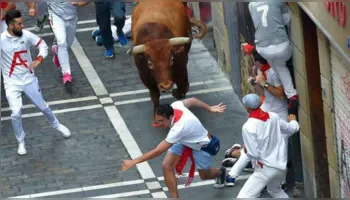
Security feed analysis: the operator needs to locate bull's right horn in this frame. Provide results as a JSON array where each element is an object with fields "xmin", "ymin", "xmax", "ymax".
[
  {"xmin": 169, "ymin": 37, "xmax": 191, "ymax": 46},
  {"xmin": 127, "ymin": 44, "xmax": 146, "ymax": 55}
]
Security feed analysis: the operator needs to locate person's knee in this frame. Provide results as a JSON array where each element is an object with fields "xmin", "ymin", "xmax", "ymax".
[
  {"xmin": 162, "ymin": 160, "xmax": 176, "ymax": 171},
  {"xmin": 198, "ymin": 169, "xmax": 212, "ymax": 180},
  {"xmin": 11, "ymin": 108, "xmax": 22, "ymax": 120}
]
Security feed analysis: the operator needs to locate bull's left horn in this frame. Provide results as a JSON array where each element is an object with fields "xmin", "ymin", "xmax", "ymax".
[
  {"xmin": 127, "ymin": 44, "xmax": 146, "ymax": 55},
  {"xmin": 169, "ymin": 37, "xmax": 191, "ymax": 46}
]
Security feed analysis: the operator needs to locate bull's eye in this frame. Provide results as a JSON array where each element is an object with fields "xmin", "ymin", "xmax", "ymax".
[{"xmin": 148, "ymin": 60, "xmax": 154, "ymax": 70}]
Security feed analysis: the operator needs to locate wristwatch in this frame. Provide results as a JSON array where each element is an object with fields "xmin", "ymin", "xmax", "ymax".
[{"xmin": 264, "ymin": 82, "xmax": 270, "ymax": 89}]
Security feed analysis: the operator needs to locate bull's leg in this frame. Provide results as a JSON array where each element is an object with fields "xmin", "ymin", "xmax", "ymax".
[
  {"xmin": 172, "ymin": 57, "xmax": 190, "ymax": 100},
  {"xmin": 149, "ymin": 87, "xmax": 161, "ymax": 126}
]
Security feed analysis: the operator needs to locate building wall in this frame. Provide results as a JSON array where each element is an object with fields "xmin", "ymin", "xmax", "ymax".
[
  {"xmin": 289, "ymin": 3, "xmax": 317, "ymax": 197},
  {"xmin": 210, "ymin": 2, "xmax": 233, "ymax": 84},
  {"xmin": 289, "ymin": 2, "xmax": 343, "ymax": 197}
]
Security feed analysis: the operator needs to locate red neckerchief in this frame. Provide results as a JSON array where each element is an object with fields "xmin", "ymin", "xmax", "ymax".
[
  {"xmin": 173, "ymin": 109, "xmax": 196, "ymax": 187},
  {"xmin": 260, "ymin": 64, "xmax": 270, "ymax": 80},
  {"xmin": 249, "ymin": 108, "xmax": 270, "ymax": 122},
  {"xmin": 243, "ymin": 43, "xmax": 255, "ymax": 55}
]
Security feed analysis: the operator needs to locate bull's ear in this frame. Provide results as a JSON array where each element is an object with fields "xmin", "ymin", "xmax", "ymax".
[{"xmin": 172, "ymin": 45, "xmax": 185, "ymax": 55}]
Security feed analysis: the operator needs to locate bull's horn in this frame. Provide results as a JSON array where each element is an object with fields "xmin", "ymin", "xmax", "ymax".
[
  {"xmin": 169, "ymin": 37, "xmax": 191, "ymax": 46},
  {"xmin": 127, "ymin": 44, "xmax": 146, "ymax": 55}
]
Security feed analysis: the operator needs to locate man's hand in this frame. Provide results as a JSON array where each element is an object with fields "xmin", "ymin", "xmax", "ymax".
[
  {"xmin": 288, "ymin": 114, "xmax": 296, "ymax": 122},
  {"xmin": 29, "ymin": 60, "xmax": 41, "ymax": 70},
  {"xmin": 210, "ymin": 103, "xmax": 226, "ymax": 113},
  {"xmin": 247, "ymin": 77, "xmax": 255, "ymax": 85},
  {"xmin": 71, "ymin": 2, "xmax": 90, "ymax": 7},
  {"xmin": 121, "ymin": 160, "xmax": 136, "ymax": 172},
  {"xmin": 29, "ymin": 8, "xmax": 36, "ymax": 17},
  {"xmin": 255, "ymin": 74, "xmax": 266, "ymax": 87}
]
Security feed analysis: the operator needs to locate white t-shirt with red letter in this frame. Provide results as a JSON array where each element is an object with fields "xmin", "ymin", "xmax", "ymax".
[
  {"xmin": 0, "ymin": 29, "xmax": 48, "ymax": 87},
  {"xmin": 165, "ymin": 101, "xmax": 210, "ymax": 150}
]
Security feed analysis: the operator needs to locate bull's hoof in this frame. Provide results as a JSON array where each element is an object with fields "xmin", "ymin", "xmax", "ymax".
[{"xmin": 172, "ymin": 89, "xmax": 186, "ymax": 100}]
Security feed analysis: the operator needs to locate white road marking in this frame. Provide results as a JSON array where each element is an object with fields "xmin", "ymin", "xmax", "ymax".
[
  {"xmin": 71, "ymin": 37, "xmax": 109, "ymax": 96},
  {"xmin": 109, "ymin": 79, "xmax": 227, "ymax": 97},
  {"xmin": 1, "ymin": 96, "xmax": 98, "ymax": 112},
  {"xmin": 0, "ymin": 79, "xmax": 227, "ymax": 113},
  {"xmin": 114, "ymin": 87, "xmax": 232, "ymax": 105},
  {"xmin": 82, "ymin": 179, "xmax": 145, "ymax": 191},
  {"xmin": 91, "ymin": 190, "xmax": 150, "ymax": 198},
  {"xmin": 146, "ymin": 181, "xmax": 162, "ymax": 190},
  {"xmin": 99, "ymin": 97, "xmax": 113, "ymax": 104},
  {"xmin": 1, "ymin": 105, "xmax": 102, "ymax": 121},
  {"xmin": 71, "ymin": 36, "xmax": 166, "ymax": 197},
  {"xmin": 162, "ymin": 174, "xmax": 251, "ymax": 191},
  {"xmin": 1, "ymin": 86, "xmax": 232, "ymax": 121}
]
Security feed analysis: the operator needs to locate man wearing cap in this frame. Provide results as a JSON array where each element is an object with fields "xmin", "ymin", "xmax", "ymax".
[
  {"xmin": 235, "ymin": 93, "xmax": 299, "ymax": 198},
  {"xmin": 225, "ymin": 46, "xmax": 290, "ymax": 188}
]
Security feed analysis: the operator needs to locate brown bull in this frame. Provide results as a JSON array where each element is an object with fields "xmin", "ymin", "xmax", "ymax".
[{"xmin": 127, "ymin": 2, "xmax": 207, "ymax": 125}]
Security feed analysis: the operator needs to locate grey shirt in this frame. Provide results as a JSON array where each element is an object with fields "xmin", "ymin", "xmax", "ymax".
[
  {"xmin": 248, "ymin": 2, "xmax": 289, "ymax": 47},
  {"xmin": 47, "ymin": 2, "xmax": 77, "ymax": 21}
]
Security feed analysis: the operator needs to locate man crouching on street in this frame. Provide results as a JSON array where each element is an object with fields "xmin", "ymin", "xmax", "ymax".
[{"xmin": 121, "ymin": 97, "xmax": 227, "ymax": 198}]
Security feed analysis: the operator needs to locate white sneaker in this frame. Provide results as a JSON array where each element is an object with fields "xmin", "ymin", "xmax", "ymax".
[
  {"xmin": 56, "ymin": 124, "xmax": 71, "ymax": 138},
  {"xmin": 18, "ymin": 142, "xmax": 27, "ymax": 155}
]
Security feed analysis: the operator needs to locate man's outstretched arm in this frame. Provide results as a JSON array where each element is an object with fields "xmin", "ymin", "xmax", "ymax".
[
  {"xmin": 121, "ymin": 141, "xmax": 173, "ymax": 172},
  {"xmin": 181, "ymin": 97, "xmax": 226, "ymax": 113}
]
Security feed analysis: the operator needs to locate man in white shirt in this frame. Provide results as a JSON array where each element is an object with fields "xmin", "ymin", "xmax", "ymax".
[
  {"xmin": 226, "ymin": 45, "xmax": 290, "ymax": 187},
  {"xmin": 235, "ymin": 93, "xmax": 299, "ymax": 198},
  {"xmin": 1, "ymin": 10, "xmax": 71, "ymax": 155},
  {"xmin": 28, "ymin": 2, "xmax": 87, "ymax": 87},
  {"xmin": 121, "ymin": 97, "xmax": 227, "ymax": 198}
]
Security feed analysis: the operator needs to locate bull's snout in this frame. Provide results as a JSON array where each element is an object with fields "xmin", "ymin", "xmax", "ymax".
[{"xmin": 158, "ymin": 82, "xmax": 174, "ymax": 93}]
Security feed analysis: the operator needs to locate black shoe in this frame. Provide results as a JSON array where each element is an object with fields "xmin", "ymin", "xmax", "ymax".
[
  {"xmin": 281, "ymin": 183, "xmax": 288, "ymax": 192},
  {"xmin": 213, "ymin": 167, "xmax": 226, "ymax": 188},
  {"xmin": 221, "ymin": 158, "xmax": 238, "ymax": 168}
]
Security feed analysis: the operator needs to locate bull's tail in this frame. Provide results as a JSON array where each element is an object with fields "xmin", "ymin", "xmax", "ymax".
[{"xmin": 189, "ymin": 18, "xmax": 207, "ymax": 40}]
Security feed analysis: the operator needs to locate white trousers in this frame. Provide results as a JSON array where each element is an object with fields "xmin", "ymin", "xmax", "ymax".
[
  {"xmin": 256, "ymin": 41, "xmax": 297, "ymax": 99},
  {"xmin": 237, "ymin": 165, "xmax": 288, "ymax": 198},
  {"xmin": 5, "ymin": 78, "xmax": 60, "ymax": 143},
  {"xmin": 49, "ymin": 12, "xmax": 78, "ymax": 75},
  {"xmin": 228, "ymin": 149, "xmax": 251, "ymax": 179},
  {"xmin": 36, "ymin": 2, "xmax": 48, "ymax": 18},
  {"xmin": 228, "ymin": 109, "xmax": 289, "ymax": 183}
]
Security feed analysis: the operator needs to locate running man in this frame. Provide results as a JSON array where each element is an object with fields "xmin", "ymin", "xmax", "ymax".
[
  {"xmin": 28, "ymin": 2, "xmax": 88, "ymax": 87},
  {"xmin": 121, "ymin": 97, "xmax": 227, "ymax": 198},
  {"xmin": 1, "ymin": 10, "xmax": 71, "ymax": 155},
  {"xmin": 247, "ymin": 2, "xmax": 298, "ymax": 115},
  {"xmin": 27, "ymin": 2, "xmax": 48, "ymax": 33}
]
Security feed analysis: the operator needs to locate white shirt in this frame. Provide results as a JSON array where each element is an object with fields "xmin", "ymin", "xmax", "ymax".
[
  {"xmin": 0, "ymin": 30, "xmax": 48, "ymax": 87},
  {"xmin": 165, "ymin": 101, "xmax": 210, "ymax": 150},
  {"xmin": 242, "ymin": 110, "xmax": 299, "ymax": 170},
  {"xmin": 258, "ymin": 67, "xmax": 288, "ymax": 115}
]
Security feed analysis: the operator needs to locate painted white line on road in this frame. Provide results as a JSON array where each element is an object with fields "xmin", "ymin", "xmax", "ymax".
[
  {"xmin": 1, "ymin": 96, "xmax": 98, "ymax": 112},
  {"xmin": 10, "ymin": 179, "xmax": 145, "ymax": 198},
  {"xmin": 104, "ymin": 106, "xmax": 156, "ymax": 179},
  {"xmin": 157, "ymin": 172, "xmax": 200, "ymax": 182},
  {"xmin": 71, "ymin": 37, "xmax": 109, "ymax": 96},
  {"xmin": 82, "ymin": 179, "xmax": 145, "ymax": 191},
  {"xmin": 151, "ymin": 191, "xmax": 168, "ymax": 198},
  {"xmin": 114, "ymin": 86, "xmax": 232, "ymax": 106},
  {"xmin": 162, "ymin": 174, "xmax": 251, "ymax": 191},
  {"xmin": 91, "ymin": 189, "xmax": 150, "ymax": 198},
  {"xmin": 72, "ymin": 36, "xmax": 167, "ymax": 197},
  {"xmin": 1, "ymin": 105, "xmax": 102, "ymax": 121},
  {"xmin": 109, "ymin": 79, "xmax": 228, "ymax": 97}
]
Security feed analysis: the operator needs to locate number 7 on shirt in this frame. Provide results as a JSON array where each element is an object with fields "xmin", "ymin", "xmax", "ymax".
[{"xmin": 257, "ymin": 5, "xmax": 269, "ymax": 27}]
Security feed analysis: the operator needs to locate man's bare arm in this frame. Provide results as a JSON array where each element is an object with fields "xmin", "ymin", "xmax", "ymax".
[{"xmin": 182, "ymin": 97, "xmax": 226, "ymax": 113}]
